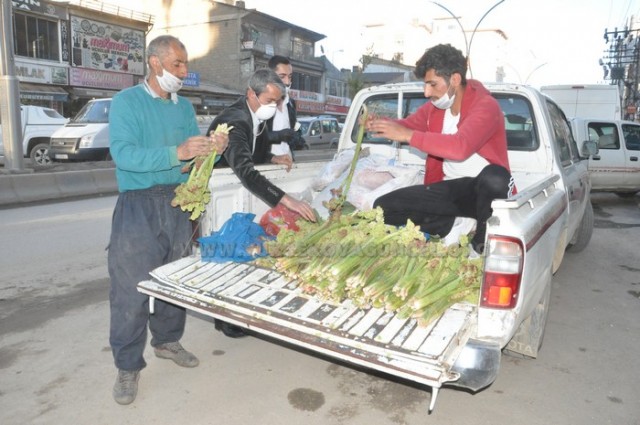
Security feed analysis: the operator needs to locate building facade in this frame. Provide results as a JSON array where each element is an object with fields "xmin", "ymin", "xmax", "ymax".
[
  {"xmin": 10, "ymin": 0, "xmax": 153, "ymax": 117},
  {"xmin": 7, "ymin": 0, "xmax": 352, "ymax": 119}
]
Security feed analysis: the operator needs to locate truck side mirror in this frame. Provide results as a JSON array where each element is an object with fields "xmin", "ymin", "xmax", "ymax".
[{"xmin": 579, "ymin": 140, "xmax": 598, "ymax": 159}]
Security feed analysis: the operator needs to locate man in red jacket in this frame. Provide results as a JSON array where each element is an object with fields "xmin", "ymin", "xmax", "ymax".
[{"xmin": 368, "ymin": 44, "xmax": 514, "ymax": 254}]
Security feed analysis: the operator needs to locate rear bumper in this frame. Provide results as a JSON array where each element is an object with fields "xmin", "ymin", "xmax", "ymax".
[{"xmin": 448, "ymin": 339, "xmax": 501, "ymax": 392}]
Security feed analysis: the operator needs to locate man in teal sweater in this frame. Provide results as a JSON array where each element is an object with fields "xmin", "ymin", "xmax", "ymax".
[{"xmin": 108, "ymin": 35, "xmax": 228, "ymax": 405}]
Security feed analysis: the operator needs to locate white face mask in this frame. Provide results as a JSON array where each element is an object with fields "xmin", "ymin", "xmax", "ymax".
[
  {"xmin": 431, "ymin": 83, "xmax": 456, "ymax": 110},
  {"xmin": 254, "ymin": 93, "xmax": 278, "ymax": 120},
  {"xmin": 156, "ymin": 67, "xmax": 183, "ymax": 93}
]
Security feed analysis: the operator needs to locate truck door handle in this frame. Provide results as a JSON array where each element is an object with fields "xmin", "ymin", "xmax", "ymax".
[
  {"xmin": 630, "ymin": 156, "xmax": 638, "ymax": 161},
  {"xmin": 592, "ymin": 155, "xmax": 601, "ymax": 160}
]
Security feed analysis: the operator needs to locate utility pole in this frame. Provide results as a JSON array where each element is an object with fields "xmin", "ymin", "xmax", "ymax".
[{"xmin": 0, "ymin": 0, "xmax": 25, "ymax": 171}]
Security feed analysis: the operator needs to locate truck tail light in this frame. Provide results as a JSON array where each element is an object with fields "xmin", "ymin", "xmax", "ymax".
[{"xmin": 481, "ymin": 236, "xmax": 524, "ymax": 309}]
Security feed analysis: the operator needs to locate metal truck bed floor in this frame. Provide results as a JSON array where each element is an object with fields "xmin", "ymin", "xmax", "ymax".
[{"xmin": 138, "ymin": 256, "xmax": 477, "ymax": 409}]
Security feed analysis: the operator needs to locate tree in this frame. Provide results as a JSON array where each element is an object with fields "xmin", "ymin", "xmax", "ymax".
[{"xmin": 346, "ymin": 46, "xmax": 375, "ymax": 99}]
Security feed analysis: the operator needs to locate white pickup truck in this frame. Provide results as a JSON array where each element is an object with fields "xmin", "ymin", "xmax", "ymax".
[
  {"xmin": 0, "ymin": 105, "xmax": 68, "ymax": 168},
  {"xmin": 138, "ymin": 82, "xmax": 596, "ymax": 411},
  {"xmin": 570, "ymin": 117, "xmax": 640, "ymax": 197}
]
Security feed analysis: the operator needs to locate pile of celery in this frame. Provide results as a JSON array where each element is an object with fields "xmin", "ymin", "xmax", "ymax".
[{"xmin": 257, "ymin": 208, "xmax": 481, "ymax": 325}]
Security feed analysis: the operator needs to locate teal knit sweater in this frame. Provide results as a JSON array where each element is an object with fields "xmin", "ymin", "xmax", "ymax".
[{"xmin": 109, "ymin": 84, "xmax": 199, "ymax": 192}]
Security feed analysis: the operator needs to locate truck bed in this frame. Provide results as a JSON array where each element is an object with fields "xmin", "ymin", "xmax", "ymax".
[{"xmin": 137, "ymin": 256, "xmax": 478, "ymax": 411}]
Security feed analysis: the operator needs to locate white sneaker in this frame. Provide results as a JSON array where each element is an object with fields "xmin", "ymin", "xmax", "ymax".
[{"xmin": 443, "ymin": 217, "xmax": 477, "ymax": 246}]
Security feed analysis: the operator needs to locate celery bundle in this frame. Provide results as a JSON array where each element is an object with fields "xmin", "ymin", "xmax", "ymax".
[
  {"xmin": 257, "ymin": 207, "xmax": 482, "ymax": 326},
  {"xmin": 171, "ymin": 123, "xmax": 233, "ymax": 220}
]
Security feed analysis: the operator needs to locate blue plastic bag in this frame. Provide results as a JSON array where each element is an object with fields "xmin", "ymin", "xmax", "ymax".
[{"xmin": 198, "ymin": 212, "xmax": 270, "ymax": 262}]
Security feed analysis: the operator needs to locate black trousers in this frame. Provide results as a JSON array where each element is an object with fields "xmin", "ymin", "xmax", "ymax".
[{"xmin": 373, "ymin": 164, "xmax": 512, "ymax": 250}]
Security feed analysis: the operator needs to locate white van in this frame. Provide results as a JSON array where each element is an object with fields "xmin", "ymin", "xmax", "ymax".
[
  {"xmin": 49, "ymin": 98, "xmax": 111, "ymax": 161},
  {"xmin": 540, "ymin": 84, "xmax": 622, "ymax": 120}
]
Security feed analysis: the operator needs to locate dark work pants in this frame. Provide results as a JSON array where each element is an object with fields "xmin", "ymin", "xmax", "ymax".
[
  {"xmin": 373, "ymin": 164, "xmax": 512, "ymax": 251},
  {"xmin": 108, "ymin": 185, "xmax": 192, "ymax": 371}
]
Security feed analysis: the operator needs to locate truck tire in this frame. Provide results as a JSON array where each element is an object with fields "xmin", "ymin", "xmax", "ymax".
[
  {"xmin": 566, "ymin": 200, "xmax": 593, "ymax": 253},
  {"xmin": 30, "ymin": 142, "xmax": 53, "ymax": 169},
  {"xmin": 503, "ymin": 279, "xmax": 551, "ymax": 359}
]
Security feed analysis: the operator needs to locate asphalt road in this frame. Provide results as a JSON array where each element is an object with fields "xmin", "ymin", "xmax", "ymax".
[{"xmin": 0, "ymin": 192, "xmax": 638, "ymax": 424}]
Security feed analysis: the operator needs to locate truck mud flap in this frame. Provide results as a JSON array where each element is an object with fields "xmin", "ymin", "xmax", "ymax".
[{"xmin": 138, "ymin": 256, "xmax": 478, "ymax": 411}]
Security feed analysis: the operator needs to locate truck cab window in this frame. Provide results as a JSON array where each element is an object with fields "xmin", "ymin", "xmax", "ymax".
[
  {"xmin": 493, "ymin": 94, "xmax": 538, "ymax": 151},
  {"xmin": 546, "ymin": 101, "xmax": 575, "ymax": 165},
  {"xmin": 621, "ymin": 124, "xmax": 640, "ymax": 151},
  {"xmin": 587, "ymin": 123, "xmax": 619, "ymax": 150}
]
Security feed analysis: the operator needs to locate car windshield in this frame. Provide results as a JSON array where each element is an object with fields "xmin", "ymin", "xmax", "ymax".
[{"xmin": 72, "ymin": 101, "xmax": 110, "ymax": 123}]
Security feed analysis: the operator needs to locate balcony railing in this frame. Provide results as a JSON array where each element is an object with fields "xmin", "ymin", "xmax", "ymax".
[{"xmin": 69, "ymin": 0, "xmax": 154, "ymax": 24}]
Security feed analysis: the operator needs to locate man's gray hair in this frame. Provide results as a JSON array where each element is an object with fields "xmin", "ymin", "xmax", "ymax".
[
  {"xmin": 248, "ymin": 69, "xmax": 286, "ymax": 97},
  {"xmin": 146, "ymin": 35, "xmax": 186, "ymax": 63}
]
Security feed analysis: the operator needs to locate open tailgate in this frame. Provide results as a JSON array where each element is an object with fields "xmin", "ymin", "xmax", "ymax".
[{"xmin": 138, "ymin": 256, "xmax": 477, "ymax": 410}]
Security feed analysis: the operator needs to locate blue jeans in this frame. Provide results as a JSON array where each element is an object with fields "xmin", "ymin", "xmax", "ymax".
[{"xmin": 108, "ymin": 185, "xmax": 193, "ymax": 371}]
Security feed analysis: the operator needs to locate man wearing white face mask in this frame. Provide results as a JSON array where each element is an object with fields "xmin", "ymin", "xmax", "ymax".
[
  {"xmin": 367, "ymin": 44, "xmax": 514, "ymax": 255},
  {"xmin": 208, "ymin": 68, "xmax": 317, "ymax": 337},
  {"xmin": 108, "ymin": 35, "xmax": 229, "ymax": 405}
]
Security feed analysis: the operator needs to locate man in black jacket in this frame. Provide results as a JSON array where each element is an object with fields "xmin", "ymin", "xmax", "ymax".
[{"xmin": 207, "ymin": 69, "xmax": 316, "ymax": 337}]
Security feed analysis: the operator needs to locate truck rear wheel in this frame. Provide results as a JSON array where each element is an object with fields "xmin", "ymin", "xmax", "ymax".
[
  {"xmin": 567, "ymin": 200, "xmax": 593, "ymax": 253},
  {"xmin": 503, "ymin": 279, "xmax": 551, "ymax": 359},
  {"xmin": 30, "ymin": 142, "xmax": 53, "ymax": 169}
]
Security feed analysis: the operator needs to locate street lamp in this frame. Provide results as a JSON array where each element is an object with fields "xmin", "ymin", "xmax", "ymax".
[
  {"xmin": 431, "ymin": 0, "xmax": 506, "ymax": 78},
  {"xmin": 524, "ymin": 62, "xmax": 548, "ymax": 84}
]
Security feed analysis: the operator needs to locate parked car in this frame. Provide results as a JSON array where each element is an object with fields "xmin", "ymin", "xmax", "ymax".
[
  {"xmin": 49, "ymin": 98, "xmax": 111, "ymax": 161},
  {"xmin": 0, "ymin": 105, "xmax": 68, "ymax": 168},
  {"xmin": 297, "ymin": 115, "xmax": 341, "ymax": 147},
  {"xmin": 329, "ymin": 122, "xmax": 344, "ymax": 148},
  {"xmin": 570, "ymin": 117, "xmax": 640, "ymax": 196}
]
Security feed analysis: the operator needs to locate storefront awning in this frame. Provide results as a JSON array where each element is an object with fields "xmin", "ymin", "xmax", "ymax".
[
  {"xmin": 19, "ymin": 82, "xmax": 68, "ymax": 101},
  {"xmin": 68, "ymin": 87, "xmax": 120, "ymax": 99}
]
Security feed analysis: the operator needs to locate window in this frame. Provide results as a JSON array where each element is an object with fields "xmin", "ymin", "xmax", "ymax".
[
  {"xmin": 13, "ymin": 13, "xmax": 60, "ymax": 61},
  {"xmin": 350, "ymin": 92, "xmax": 427, "ymax": 145},
  {"xmin": 310, "ymin": 121, "xmax": 321, "ymax": 136},
  {"xmin": 292, "ymin": 72, "xmax": 320, "ymax": 93},
  {"xmin": 547, "ymin": 101, "xmax": 576, "ymax": 165},
  {"xmin": 493, "ymin": 94, "xmax": 539, "ymax": 151},
  {"xmin": 622, "ymin": 123, "xmax": 640, "ymax": 151},
  {"xmin": 587, "ymin": 122, "xmax": 619, "ymax": 150}
]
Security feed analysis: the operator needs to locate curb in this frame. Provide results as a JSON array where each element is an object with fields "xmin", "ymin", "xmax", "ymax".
[{"xmin": 0, "ymin": 168, "xmax": 118, "ymax": 207}]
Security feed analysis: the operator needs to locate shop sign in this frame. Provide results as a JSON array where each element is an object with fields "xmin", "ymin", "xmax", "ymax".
[
  {"xmin": 70, "ymin": 68, "xmax": 133, "ymax": 90},
  {"xmin": 296, "ymin": 100, "xmax": 325, "ymax": 114},
  {"xmin": 70, "ymin": 15, "xmax": 145, "ymax": 75},
  {"xmin": 12, "ymin": 0, "xmax": 68, "ymax": 19},
  {"xmin": 289, "ymin": 89, "xmax": 324, "ymax": 102},
  {"xmin": 326, "ymin": 95, "xmax": 351, "ymax": 107},
  {"xmin": 15, "ymin": 60, "xmax": 68, "ymax": 85},
  {"xmin": 324, "ymin": 103, "xmax": 349, "ymax": 114},
  {"xmin": 183, "ymin": 72, "xmax": 200, "ymax": 87}
]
